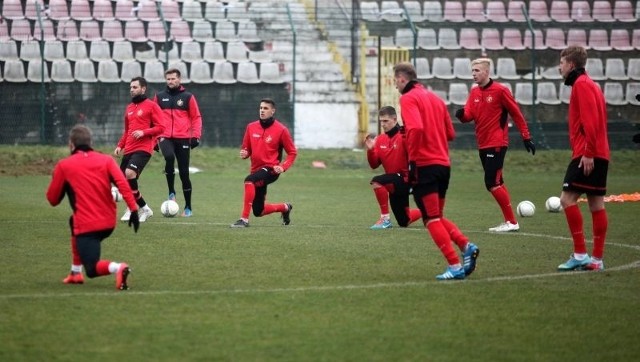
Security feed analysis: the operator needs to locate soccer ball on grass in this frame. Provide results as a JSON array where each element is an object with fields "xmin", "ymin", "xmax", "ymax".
[
  {"xmin": 111, "ymin": 186, "xmax": 122, "ymax": 202},
  {"xmin": 160, "ymin": 200, "xmax": 180, "ymax": 217},
  {"xmin": 545, "ymin": 196, "xmax": 563, "ymax": 213},
  {"xmin": 516, "ymin": 200, "xmax": 535, "ymax": 217}
]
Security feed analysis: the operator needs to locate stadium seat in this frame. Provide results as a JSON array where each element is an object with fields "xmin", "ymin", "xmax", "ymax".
[
  {"xmin": 415, "ymin": 57, "xmax": 433, "ymax": 79},
  {"xmin": 586, "ymin": 58, "xmax": 606, "ymax": 80},
  {"xmin": 588, "ymin": 30, "xmax": 612, "ymax": 51},
  {"xmin": 529, "ymin": 1, "xmax": 551, "ymax": 22},
  {"xmin": 44, "ymin": 40, "xmax": 65, "ymax": 61},
  {"xmin": 545, "ymin": 28, "xmax": 566, "ymax": 50},
  {"xmin": 567, "ymin": 29, "xmax": 587, "ymax": 48},
  {"xmin": 496, "ymin": 58, "xmax": 521, "ymax": 80},
  {"xmin": 32, "ymin": 19, "xmax": 56, "ymax": 42},
  {"xmin": 259, "ymin": 62, "xmax": 282, "ymax": 84},
  {"xmin": 537, "ymin": 82, "xmax": 561, "ymax": 105},
  {"xmin": 192, "ymin": 20, "xmax": 214, "ymax": 42},
  {"xmin": 237, "ymin": 62, "xmax": 260, "ymax": 84},
  {"xmin": 443, "ymin": 1, "xmax": 465, "ymax": 22},
  {"xmin": 524, "ymin": 29, "xmax": 546, "ymax": 50},
  {"xmin": 0, "ymin": 21, "xmax": 9, "ymax": 42},
  {"xmin": 403, "ymin": 1, "xmax": 425, "ymax": 23},
  {"xmin": 158, "ymin": 44, "xmax": 179, "ymax": 63},
  {"xmin": 459, "ymin": 28, "xmax": 481, "ymax": 50},
  {"xmin": 515, "ymin": 83, "xmax": 535, "ymax": 105},
  {"xmin": 422, "ymin": 1, "xmax": 443, "ymax": 22},
  {"xmin": 89, "ymin": 40, "xmax": 111, "ymax": 62},
  {"xmin": 120, "ymin": 60, "xmax": 143, "ymax": 82},
  {"xmin": 249, "ymin": 50, "xmax": 272, "ymax": 64},
  {"xmin": 138, "ymin": 0, "xmax": 160, "ymax": 22},
  {"xmin": 51, "ymin": 59, "xmax": 74, "ymax": 82},
  {"xmin": 182, "ymin": 0, "xmax": 204, "ymax": 22},
  {"xmin": 227, "ymin": 2, "xmax": 251, "ymax": 23},
  {"xmin": 485, "ymin": 1, "xmax": 508, "ymax": 22},
  {"xmin": 143, "ymin": 60, "xmax": 166, "ymax": 83},
  {"xmin": 482, "ymin": 29, "xmax": 504, "ymax": 50},
  {"xmin": 0, "ymin": 40, "xmax": 19, "ymax": 61},
  {"xmin": 57, "ymin": 20, "xmax": 80, "ymax": 42},
  {"xmin": 102, "ymin": 20, "xmax": 125, "ymax": 42},
  {"xmin": 507, "ymin": 1, "xmax": 527, "ymax": 22},
  {"xmin": 10, "ymin": 19, "xmax": 32, "ymax": 42},
  {"xmin": 570, "ymin": 1, "xmax": 593, "ymax": 22},
  {"xmin": 190, "ymin": 60, "xmax": 214, "ymax": 84},
  {"xmin": 112, "ymin": 41, "xmax": 135, "ymax": 62},
  {"xmin": 66, "ymin": 40, "xmax": 88, "ymax": 61},
  {"xmin": 610, "ymin": 29, "xmax": 633, "ymax": 51},
  {"xmin": 180, "ymin": 41, "xmax": 202, "ymax": 62},
  {"xmin": 115, "ymin": 0, "xmax": 137, "ymax": 21},
  {"xmin": 70, "ymin": 0, "xmax": 92, "ymax": 21},
  {"xmin": 449, "ymin": 83, "xmax": 469, "ymax": 105},
  {"xmin": 604, "ymin": 82, "xmax": 628, "ymax": 105},
  {"xmin": 92, "ymin": 0, "xmax": 115, "ymax": 21},
  {"xmin": 215, "ymin": 20, "xmax": 237, "ymax": 42},
  {"xmin": 626, "ymin": 83, "xmax": 640, "ymax": 105},
  {"xmin": 418, "ymin": 28, "xmax": 438, "ymax": 50},
  {"xmin": 19, "ymin": 41, "xmax": 41, "ymax": 61},
  {"xmin": 453, "ymin": 58, "xmax": 473, "ymax": 80},
  {"xmin": 79, "ymin": 20, "xmax": 101, "ymax": 42},
  {"xmin": 432, "ymin": 57, "xmax": 455, "ymax": 79},
  {"xmin": 24, "ymin": 0, "xmax": 45, "ymax": 21},
  {"xmin": 395, "ymin": 28, "xmax": 414, "ymax": 48},
  {"xmin": 226, "ymin": 41, "xmax": 248, "ymax": 63},
  {"xmin": 238, "ymin": 22, "xmax": 261, "ymax": 43},
  {"xmin": 74, "ymin": 59, "xmax": 97, "ymax": 82},
  {"xmin": 204, "ymin": 1, "xmax": 226, "ymax": 22},
  {"xmin": 380, "ymin": 1, "xmax": 404, "ymax": 22},
  {"xmin": 627, "ymin": 59, "xmax": 640, "ymax": 80},
  {"xmin": 48, "ymin": 0, "xmax": 70, "ymax": 21},
  {"xmin": 2, "ymin": 0, "xmax": 25, "ymax": 20},
  {"xmin": 431, "ymin": 89, "xmax": 449, "ymax": 105},
  {"xmin": 203, "ymin": 41, "xmax": 225, "ymax": 63},
  {"xmin": 559, "ymin": 84, "xmax": 571, "ymax": 103},
  {"xmin": 632, "ymin": 29, "xmax": 640, "ymax": 50},
  {"xmin": 160, "ymin": 0, "xmax": 182, "ymax": 22},
  {"xmin": 438, "ymin": 28, "xmax": 460, "ymax": 50},
  {"xmin": 541, "ymin": 66, "xmax": 562, "ymax": 79},
  {"xmin": 3, "ymin": 59, "xmax": 27, "ymax": 82},
  {"xmin": 169, "ymin": 61, "xmax": 190, "ymax": 83},
  {"xmin": 213, "ymin": 61, "xmax": 237, "ymax": 84},
  {"xmin": 27, "ymin": 60, "xmax": 50, "ymax": 82},
  {"xmin": 360, "ymin": 1, "xmax": 381, "ymax": 22},
  {"xmin": 171, "ymin": 20, "xmax": 193, "ymax": 43},
  {"xmin": 125, "ymin": 20, "xmax": 148, "ymax": 43},
  {"xmin": 503, "ymin": 29, "xmax": 525, "ymax": 50},
  {"xmin": 613, "ymin": 1, "xmax": 636, "ymax": 22},
  {"xmin": 97, "ymin": 60, "xmax": 121, "ymax": 83},
  {"xmin": 465, "ymin": 1, "xmax": 487, "ymax": 22},
  {"xmin": 591, "ymin": 1, "xmax": 614, "ymax": 22},
  {"xmin": 147, "ymin": 21, "xmax": 170, "ymax": 43},
  {"xmin": 135, "ymin": 45, "xmax": 156, "ymax": 63}
]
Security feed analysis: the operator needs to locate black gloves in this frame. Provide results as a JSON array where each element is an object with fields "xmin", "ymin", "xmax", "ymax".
[
  {"xmin": 408, "ymin": 161, "xmax": 417, "ymax": 185},
  {"xmin": 633, "ymin": 133, "xmax": 640, "ymax": 144},
  {"xmin": 190, "ymin": 137, "xmax": 200, "ymax": 149},
  {"xmin": 128, "ymin": 210, "xmax": 140, "ymax": 233},
  {"xmin": 455, "ymin": 108, "xmax": 464, "ymax": 121},
  {"xmin": 523, "ymin": 139, "xmax": 536, "ymax": 155}
]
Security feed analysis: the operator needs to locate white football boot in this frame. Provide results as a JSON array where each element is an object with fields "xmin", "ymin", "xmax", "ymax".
[
  {"xmin": 488, "ymin": 221, "xmax": 520, "ymax": 232},
  {"xmin": 120, "ymin": 208, "xmax": 131, "ymax": 222},
  {"xmin": 139, "ymin": 205, "xmax": 154, "ymax": 222}
]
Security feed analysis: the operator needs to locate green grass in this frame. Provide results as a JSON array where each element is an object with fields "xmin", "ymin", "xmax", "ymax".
[{"xmin": 1, "ymin": 147, "xmax": 639, "ymax": 361}]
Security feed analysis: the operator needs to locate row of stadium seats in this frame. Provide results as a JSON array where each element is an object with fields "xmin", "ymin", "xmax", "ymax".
[
  {"xmin": 388, "ymin": 27, "xmax": 640, "ymax": 51},
  {"xmin": 1, "ymin": 58, "xmax": 284, "ymax": 84},
  {"xmin": 430, "ymin": 81, "xmax": 640, "ymax": 107},
  {"xmin": 413, "ymin": 57, "xmax": 640, "ymax": 81},
  {"xmin": 0, "ymin": 39, "xmax": 273, "ymax": 64},
  {"xmin": 1, "ymin": 0, "xmax": 255, "ymax": 24},
  {"xmin": 362, "ymin": 0, "xmax": 639, "ymax": 23},
  {"xmin": 0, "ymin": 18, "xmax": 261, "ymax": 44}
]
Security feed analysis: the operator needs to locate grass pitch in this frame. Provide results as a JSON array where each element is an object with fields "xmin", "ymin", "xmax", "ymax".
[{"xmin": 1, "ymin": 147, "xmax": 639, "ymax": 361}]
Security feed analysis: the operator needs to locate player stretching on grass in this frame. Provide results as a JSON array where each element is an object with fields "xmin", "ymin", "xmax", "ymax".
[
  {"xmin": 455, "ymin": 58, "xmax": 536, "ymax": 232},
  {"xmin": 557, "ymin": 46, "xmax": 610, "ymax": 272},
  {"xmin": 47, "ymin": 125, "xmax": 139, "ymax": 290},
  {"xmin": 230, "ymin": 98, "xmax": 297, "ymax": 228},
  {"xmin": 365, "ymin": 106, "xmax": 422, "ymax": 229},
  {"xmin": 394, "ymin": 62, "xmax": 479, "ymax": 280}
]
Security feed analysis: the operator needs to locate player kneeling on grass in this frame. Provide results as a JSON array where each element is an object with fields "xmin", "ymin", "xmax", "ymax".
[
  {"xmin": 365, "ymin": 106, "xmax": 421, "ymax": 230},
  {"xmin": 46, "ymin": 125, "xmax": 140, "ymax": 290}
]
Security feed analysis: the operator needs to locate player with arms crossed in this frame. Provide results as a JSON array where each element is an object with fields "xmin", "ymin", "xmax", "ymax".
[
  {"xmin": 394, "ymin": 62, "xmax": 479, "ymax": 280},
  {"xmin": 557, "ymin": 46, "xmax": 610, "ymax": 271},
  {"xmin": 455, "ymin": 58, "xmax": 536, "ymax": 232},
  {"xmin": 230, "ymin": 98, "xmax": 297, "ymax": 228},
  {"xmin": 365, "ymin": 106, "xmax": 422, "ymax": 229},
  {"xmin": 47, "ymin": 125, "xmax": 139, "ymax": 290}
]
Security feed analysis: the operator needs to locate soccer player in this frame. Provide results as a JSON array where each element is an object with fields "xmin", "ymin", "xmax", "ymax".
[
  {"xmin": 365, "ymin": 106, "xmax": 421, "ymax": 229},
  {"xmin": 46, "ymin": 125, "xmax": 139, "ymax": 290},
  {"xmin": 393, "ymin": 62, "xmax": 479, "ymax": 280},
  {"xmin": 154, "ymin": 68, "xmax": 203, "ymax": 217},
  {"xmin": 115, "ymin": 77, "xmax": 165, "ymax": 223},
  {"xmin": 230, "ymin": 98, "xmax": 297, "ymax": 228},
  {"xmin": 557, "ymin": 46, "xmax": 610, "ymax": 272},
  {"xmin": 455, "ymin": 58, "xmax": 536, "ymax": 232}
]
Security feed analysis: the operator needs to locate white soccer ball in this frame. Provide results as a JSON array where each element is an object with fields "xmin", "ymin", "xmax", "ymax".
[
  {"xmin": 111, "ymin": 186, "xmax": 122, "ymax": 202},
  {"xmin": 516, "ymin": 200, "xmax": 536, "ymax": 217},
  {"xmin": 545, "ymin": 196, "xmax": 563, "ymax": 213},
  {"xmin": 160, "ymin": 200, "xmax": 180, "ymax": 217}
]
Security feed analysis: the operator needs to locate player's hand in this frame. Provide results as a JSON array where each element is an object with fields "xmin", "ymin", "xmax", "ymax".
[
  {"xmin": 239, "ymin": 149, "xmax": 249, "ymax": 159},
  {"xmin": 364, "ymin": 135, "xmax": 375, "ymax": 150},
  {"xmin": 128, "ymin": 210, "xmax": 140, "ymax": 233},
  {"xmin": 114, "ymin": 147, "xmax": 122, "ymax": 156},
  {"xmin": 455, "ymin": 108, "xmax": 465, "ymax": 121},
  {"xmin": 408, "ymin": 161, "xmax": 417, "ymax": 184},
  {"xmin": 190, "ymin": 138, "xmax": 200, "ymax": 149},
  {"xmin": 132, "ymin": 130, "xmax": 144, "ymax": 139},
  {"xmin": 579, "ymin": 156, "xmax": 594, "ymax": 176},
  {"xmin": 523, "ymin": 139, "xmax": 536, "ymax": 155},
  {"xmin": 273, "ymin": 165, "xmax": 284, "ymax": 174}
]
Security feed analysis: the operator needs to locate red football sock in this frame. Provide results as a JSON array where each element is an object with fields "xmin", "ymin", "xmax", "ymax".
[
  {"xmin": 564, "ymin": 204, "xmax": 587, "ymax": 254},
  {"xmin": 241, "ymin": 182, "xmax": 255, "ymax": 219},
  {"xmin": 591, "ymin": 209, "xmax": 608, "ymax": 259},
  {"xmin": 261, "ymin": 203, "xmax": 287, "ymax": 216},
  {"xmin": 441, "ymin": 217, "xmax": 469, "ymax": 251},
  {"xmin": 373, "ymin": 186, "xmax": 389, "ymax": 215},
  {"xmin": 426, "ymin": 220, "xmax": 460, "ymax": 265},
  {"xmin": 96, "ymin": 260, "xmax": 111, "ymax": 276},
  {"xmin": 491, "ymin": 185, "xmax": 517, "ymax": 224},
  {"xmin": 408, "ymin": 208, "xmax": 422, "ymax": 225},
  {"xmin": 71, "ymin": 236, "xmax": 81, "ymax": 266}
]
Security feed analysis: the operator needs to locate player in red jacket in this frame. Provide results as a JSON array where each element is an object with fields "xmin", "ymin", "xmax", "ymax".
[
  {"xmin": 557, "ymin": 46, "xmax": 610, "ymax": 272},
  {"xmin": 394, "ymin": 62, "xmax": 479, "ymax": 280},
  {"xmin": 455, "ymin": 58, "xmax": 536, "ymax": 232},
  {"xmin": 47, "ymin": 125, "xmax": 139, "ymax": 290},
  {"xmin": 115, "ymin": 77, "xmax": 165, "ymax": 223},
  {"xmin": 365, "ymin": 106, "xmax": 421, "ymax": 229},
  {"xmin": 230, "ymin": 98, "xmax": 297, "ymax": 228}
]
